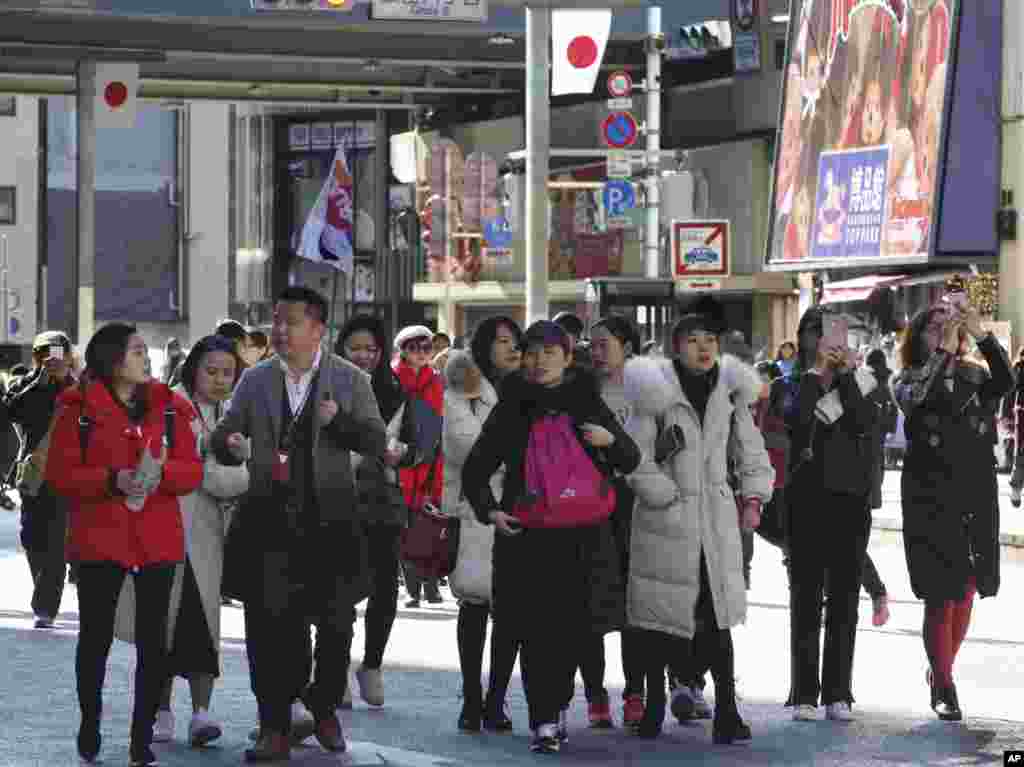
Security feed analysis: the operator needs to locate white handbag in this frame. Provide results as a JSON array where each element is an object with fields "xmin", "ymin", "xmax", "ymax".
[{"xmin": 448, "ymin": 507, "xmax": 494, "ymax": 605}]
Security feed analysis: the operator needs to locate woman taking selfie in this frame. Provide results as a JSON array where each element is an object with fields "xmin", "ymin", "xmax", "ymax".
[
  {"xmin": 47, "ymin": 323, "xmax": 203, "ymax": 766},
  {"xmin": 461, "ymin": 320, "xmax": 640, "ymax": 754},
  {"xmin": 784, "ymin": 307, "xmax": 879, "ymax": 724},
  {"xmin": 893, "ymin": 297, "xmax": 1012, "ymax": 721}
]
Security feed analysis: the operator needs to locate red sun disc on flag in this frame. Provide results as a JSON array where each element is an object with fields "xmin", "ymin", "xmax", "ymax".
[
  {"xmin": 104, "ymin": 81, "xmax": 128, "ymax": 109},
  {"xmin": 567, "ymin": 35, "xmax": 599, "ymax": 69}
]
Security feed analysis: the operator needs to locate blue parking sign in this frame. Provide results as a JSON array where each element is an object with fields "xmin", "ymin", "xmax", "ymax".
[{"xmin": 603, "ymin": 180, "xmax": 635, "ymax": 218}]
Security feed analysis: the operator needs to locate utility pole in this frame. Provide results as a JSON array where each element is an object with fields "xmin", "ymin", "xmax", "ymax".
[
  {"xmin": 525, "ymin": 5, "xmax": 551, "ymax": 326},
  {"xmin": 76, "ymin": 61, "xmax": 97, "ymax": 347},
  {"xmin": 644, "ymin": 6, "xmax": 663, "ymax": 279}
]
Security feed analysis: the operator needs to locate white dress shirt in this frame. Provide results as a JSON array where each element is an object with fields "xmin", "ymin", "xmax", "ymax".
[{"xmin": 280, "ymin": 347, "xmax": 322, "ymax": 416}]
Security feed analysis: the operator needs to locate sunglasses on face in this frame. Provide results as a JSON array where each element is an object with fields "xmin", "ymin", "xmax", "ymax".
[{"xmin": 403, "ymin": 341, "xmax": 433, "ymax": 353}]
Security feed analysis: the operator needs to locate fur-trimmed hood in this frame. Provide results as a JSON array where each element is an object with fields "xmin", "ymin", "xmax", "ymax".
[{"xmin": 624, "ymin": 354, "xmax": 764, "ymax": 418}]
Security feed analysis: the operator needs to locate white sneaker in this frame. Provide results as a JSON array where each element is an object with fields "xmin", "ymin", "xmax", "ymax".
[
  {"xmin": 356, "ymin": 667, "xmax": 385, "ymax": 707},
  {"xmin": 188, "ymin": 709, "xmax": 222, "ymax": 747},
  {"xmin": 792, "ymin": 704, "xmax": 818, "ymax": 721},
  {"xmin": 826, "ymin": 702, "xmax": 856, "ymax": 722},
  {"xmin": 152, "ymin": 709, "xmax": 175, "ymax": 743},
  {"xmin": 290, "ymin": 700, "xmax": 315, "ymax": 743}
]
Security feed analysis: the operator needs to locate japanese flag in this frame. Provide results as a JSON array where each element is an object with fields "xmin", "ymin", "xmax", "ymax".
[
  {"xmin": 551, "ymin": 9, "xmax": 612, "ymax": 96},
  {"xmin": 94, "ymin": 62, "xmax": 139, "ymax": 129}
]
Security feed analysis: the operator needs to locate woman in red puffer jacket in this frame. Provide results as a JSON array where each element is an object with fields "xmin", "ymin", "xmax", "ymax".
[
  {"xmin": 392, "ymin": 325, "xmax": 445, "ymax": 606},
  {"xmin": 46, "ymin": 323, "xmax": 202, "ymax": 767}
]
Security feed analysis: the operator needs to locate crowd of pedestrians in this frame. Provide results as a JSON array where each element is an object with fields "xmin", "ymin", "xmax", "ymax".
[{"xmin": 0, "ymin": 282, "xmax": 1013, "ymax": 763}]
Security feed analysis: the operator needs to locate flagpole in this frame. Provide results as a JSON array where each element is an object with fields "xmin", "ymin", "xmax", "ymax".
[{"xmin": 329, "ymin": 270, "xmax": 340, "ymax": 352}]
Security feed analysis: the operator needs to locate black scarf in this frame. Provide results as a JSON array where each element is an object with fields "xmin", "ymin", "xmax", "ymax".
[{"xmin": 673, "ymin": 360, "xmax": 719, "ymax": 426}]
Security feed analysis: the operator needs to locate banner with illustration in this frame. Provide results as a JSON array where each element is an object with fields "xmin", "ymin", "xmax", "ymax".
[{"xmin": 766, "ymin": 0, "xmax": 955, "ymax": 268}]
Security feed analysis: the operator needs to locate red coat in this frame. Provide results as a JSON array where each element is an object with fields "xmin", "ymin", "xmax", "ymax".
[
  {"xmin": 393, "ymin": 358, "xmax": 444, "ymax": 509},
  {"xmin": 46, "ymin": 379, "xmax": 203, "ymax": 569}
]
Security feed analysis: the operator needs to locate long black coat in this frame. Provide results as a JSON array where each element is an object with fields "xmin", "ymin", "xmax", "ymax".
[
  {"xmin": 462, "ymin": 370, "xmax": 641, "ymax": 635},
  {"xmin": 894, "ymin": 335, "xmax": 1014, "ymax": 602}
]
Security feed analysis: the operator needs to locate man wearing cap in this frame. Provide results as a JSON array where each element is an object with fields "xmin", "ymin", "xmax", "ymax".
[{"xmin": 4, "ymin": 331, "xmax": 76, "ymax": 628}]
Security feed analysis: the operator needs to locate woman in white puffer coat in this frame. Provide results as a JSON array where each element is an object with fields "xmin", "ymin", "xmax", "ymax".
[
  {"xmin": 443, "ymin": 349, "xmax": 518, "ymax": 733},
  {"xmin": 623, "ymin": 306, "xmax": 773, "ymax": 743}
]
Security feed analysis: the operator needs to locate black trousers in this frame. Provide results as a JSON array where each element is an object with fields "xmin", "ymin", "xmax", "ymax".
[
  {"xmin": 621, "ymin": 629, "xmax": 646, "ymax": 697},
  {"xmin": 403, "ymin": 560, "xmax": 441, "ymax": 602},
  {"xmin": 647, "ymin": 551, "xmax": 737, "ymax": 713},
  {"xmin": 566, "ymin": 633, "xmax": 608, "ymax": 705},
  {"xmin": 20, "ymin": 485, "xmax": 67, "ymax": 620},
  {"xmin": 456, "ymin": 601, "xmax": 521, "ymax": 708},
  {"xmin": 359, "ymin": 523, "xmax": 401, "ymax": 670},
  {"xmin": 76, "ymin": 562, "xmax": 174, "ymax": 750},
  {"xmin": 787, "ymin": 486, "xmax": 871, "ymax": 707},
  {"xmin": 244, "ymin": 537, "xmax": 357, "ymax": 733}
]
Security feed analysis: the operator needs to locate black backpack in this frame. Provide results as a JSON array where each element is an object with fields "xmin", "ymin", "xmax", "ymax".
[{"xmin": 398, "ymin": 394, "xmax": 443, "ymax": 468}]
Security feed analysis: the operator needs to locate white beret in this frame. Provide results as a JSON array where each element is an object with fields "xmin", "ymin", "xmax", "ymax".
[{"xmin": 394, "ymin": 325, "xmax": 433, "ymax": 350}]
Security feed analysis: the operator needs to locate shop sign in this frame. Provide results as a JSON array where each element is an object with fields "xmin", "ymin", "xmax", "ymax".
[
  {"xmin": 575, "ymin": 230, "xmax": 624, "ymax": 278},
  {"xmin": 766, "ymin": 0, "xmax": 957, "ymax": 270},
  {"xmin": 677, "ymin": 278, "xmax": 723, "ymax": 292},
  {"xmin": 732, "ymin": 0, "xmax": 761, "ymax": 73},
  {"xmin": 371, "ymin": 0, "xmax": 488, "ymax": 22},
  {"xmin": 672, "ymin": 219, "xmax": 730, "ymax": 278}
]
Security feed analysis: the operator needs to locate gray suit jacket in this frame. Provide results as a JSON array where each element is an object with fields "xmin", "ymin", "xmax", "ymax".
[{"xmin": 212, "ymin": 350, "xmax": 387, "ymax": 531}]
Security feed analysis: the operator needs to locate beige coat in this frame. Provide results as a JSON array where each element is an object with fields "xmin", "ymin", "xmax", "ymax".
[
  {"xmin": 443, "ymin": 376, "xmax": 501, "ymax": 605},
  {"xmin": 623, "ymin": 355, "xmax": 773, "ymax": 639},
  {"xmin": 115, "ymin": 394, "xmax": 250, "ymax": 650}
]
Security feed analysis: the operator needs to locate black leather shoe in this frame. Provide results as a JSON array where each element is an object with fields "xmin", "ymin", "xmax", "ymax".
[
  {"xmin": 77, "ymin": 717, "xmax": 101, "ymax": 763},
  {"xmin": 636, "ymin": 695, "xmax": 665, "ymax": 739},
  {"xmin": 129, "ymin": 745, "xmax": 159, "ymax": 767},
  {"xmin": 458, "ymin": 701, "xmax": 482, "ymax": 732},
  {"xmin": 483, "ymin": 701, "xmax": 514, "ymax": 733},
  {"xmin": 245, "ymin": 731, "xmax": 291, "ymax": 762},
  {"xmin": 713, "ymin": 708, "xmax": 752, "ymax": 745}
]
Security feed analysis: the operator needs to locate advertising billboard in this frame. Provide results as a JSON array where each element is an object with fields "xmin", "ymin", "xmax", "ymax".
[{"xmin": 766, "ymin": 0, "xmax": 957, "ymax": 270}]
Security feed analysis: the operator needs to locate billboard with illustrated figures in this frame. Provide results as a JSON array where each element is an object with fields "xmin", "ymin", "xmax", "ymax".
[{"xmin": 765, "ymin": 0, "xmax": 1001, "ymax": 271}]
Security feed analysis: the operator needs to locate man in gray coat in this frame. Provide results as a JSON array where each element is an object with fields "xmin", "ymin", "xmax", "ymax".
[{"xmin": 212, "ymin": 286, "xmax": 386, "ymax": 761}]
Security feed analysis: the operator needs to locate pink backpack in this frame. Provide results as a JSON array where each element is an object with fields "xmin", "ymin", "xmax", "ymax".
[{"xmin": 513, "ymin": 414, "xmax": 617, "ymax": 528}]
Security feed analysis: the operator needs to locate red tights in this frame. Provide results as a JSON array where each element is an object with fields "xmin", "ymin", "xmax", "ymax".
[{"xmin": 922, "ymin": 576, "xmax": 977, "ymax": 687}]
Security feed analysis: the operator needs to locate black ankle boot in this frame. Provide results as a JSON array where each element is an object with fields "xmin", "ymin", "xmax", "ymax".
[
  {"xmin": 482, "ymin": 694, "xmax": 513, "ymax": 732},
  {"xmin": 637, "ymin": 690, "xmax": 665, "ymax": 739},
  {"xmin": 458, "ymin": 697, "xmax": 482, "ymax": 732},
  {"xmin": 77, "ymin": 716, "xmax": 101, "ymax": 763},
  {"xmin": 932, "ymin": 682, "xmax": 962, "ymax": 722},
  {"xmin": 712, "ymin": 703, "xmax": 752, "ymax": 745},
  {"xmin": 129, "ymin": 744, "xmax": 158, "ymax": 767}
]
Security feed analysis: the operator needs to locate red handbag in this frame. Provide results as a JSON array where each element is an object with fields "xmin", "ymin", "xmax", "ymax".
[{"xmin": 399, "ymin": 460, "xmax": 460, "ymax": 578}]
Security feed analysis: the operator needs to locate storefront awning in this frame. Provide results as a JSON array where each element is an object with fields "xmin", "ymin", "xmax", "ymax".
[{"xmin": 820, "ymin": 275, "xmax": 908, "ymax": 304}]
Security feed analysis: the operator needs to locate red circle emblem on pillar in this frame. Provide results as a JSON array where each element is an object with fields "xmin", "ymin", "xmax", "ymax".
[
  {"xmin": 566, "ymin": 36, "xmax": 598, "ymax": 69},
  {"xmin": 104, "ymin": 81, "xmax": 129, "ymax": 109}
]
